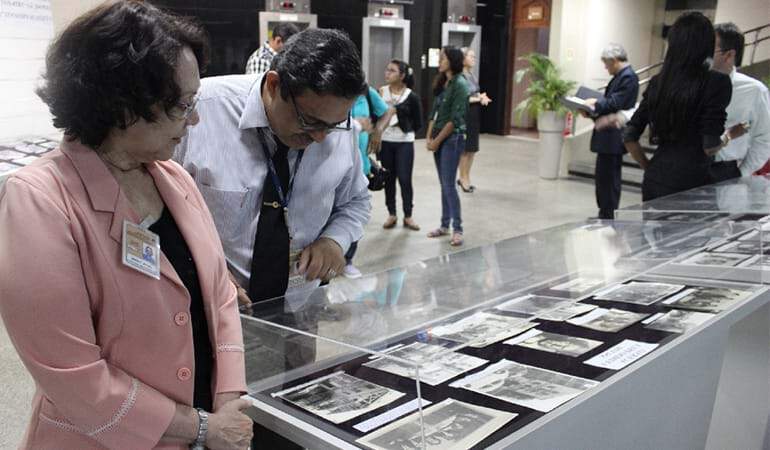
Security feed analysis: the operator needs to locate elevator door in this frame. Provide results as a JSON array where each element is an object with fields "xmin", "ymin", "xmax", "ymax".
[{"xmin": 362, "ymin": 18, "xmax": 410, "ymax": 89}]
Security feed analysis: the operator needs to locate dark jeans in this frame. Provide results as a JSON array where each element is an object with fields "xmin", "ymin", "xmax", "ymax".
[
  {"xmin": 379, "ymin": 141, "xmax": 415, "ymax": 217},
  {"xmin": 595, "ymin": 153, "xmax": 623, "ymax": 219},
  {"xmin": 345, "ymin": 240, "xmax": 358, "ymax": 264},
  {"xmin": 433, "ymin": 134, "xmax": 465, "ymax": 233}
]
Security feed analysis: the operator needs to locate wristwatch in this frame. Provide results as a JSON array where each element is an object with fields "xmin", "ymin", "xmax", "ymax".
[{"xmin": 191, "ymin": 408, "xmax": 208, "ymax": 449}]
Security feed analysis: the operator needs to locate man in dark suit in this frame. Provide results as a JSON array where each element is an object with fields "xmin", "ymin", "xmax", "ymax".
[{"xmin": 584, "ymin": 43, "xmax": 639, "ymax": 219}]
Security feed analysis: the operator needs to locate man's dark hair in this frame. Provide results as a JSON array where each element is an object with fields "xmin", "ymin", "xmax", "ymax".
[
  {"xmin": 270, "ymin": 28, "xmax": 366, "ymax": 100},
  {"xmin": 715, "ymin": 22, "xmax": 745, "ymax": 67},
  {"xmin": 272, "ymin": 22, "xmax": 300, "ymax": 42},
  {"xmin": 36, "ymin": 0, "xmax": 209, "ymax": 149}
]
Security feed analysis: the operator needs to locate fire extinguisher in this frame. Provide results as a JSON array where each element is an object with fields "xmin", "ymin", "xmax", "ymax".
[{"xmin": 563, "ymin": 111, "xmax": 573, "ymax": 137}]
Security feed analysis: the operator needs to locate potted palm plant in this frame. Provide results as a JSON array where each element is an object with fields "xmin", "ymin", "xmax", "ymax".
[{"xmin": 515, "ymin": 53, "xmax": 576, "ymax": 179}]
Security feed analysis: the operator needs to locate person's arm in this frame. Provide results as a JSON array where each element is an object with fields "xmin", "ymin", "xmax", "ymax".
[
  {"xmin": 701, "ymin": 72, "xmax": 733, "ymax": 156},
  {"xmin": 428, "ymin": 79, "xmax": 468, "ymax": 150},
  {"xmin": 425, "ymin": 119, "xmax": 435, "ymax": 150},
  {"xmin": 623, "ymin": 83, "xmax": 652, "ymax": 169},
  {"xmin": 409, "ymin": 93, "xmax": 424, "ymax": 133},
  {"xmin": 737, "ymin": 90, "xmax": 770, "ymax": 175},
  {"xmin": 594, "ymin": 72, "xmax": 640, "ymax": 116},
  {"xmin": 368, "ymin": 88, "xmax": 394, "ymax": 153}
]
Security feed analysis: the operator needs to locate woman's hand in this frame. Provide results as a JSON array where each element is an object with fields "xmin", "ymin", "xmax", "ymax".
[
  {"xmin": 427, "ymin": 139, "xmax": 440, "ymax": 152},
  {"xmin": 206, "ymin": 399, "xmax": 254, "ymax": 450},
  {"xmin": 480, "ymin": 92, "xmax": 492, "ymax": 106}
]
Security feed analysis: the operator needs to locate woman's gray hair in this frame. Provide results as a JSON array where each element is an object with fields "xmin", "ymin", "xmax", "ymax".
[{"xmin": 601, "ymin": 43, "xmax": 628, "ymax": 62}]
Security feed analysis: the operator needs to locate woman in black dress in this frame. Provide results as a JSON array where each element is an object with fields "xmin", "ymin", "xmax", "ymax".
[
  {"xmin": 457, "ymin": 47, "xmax": 491, "ymax": 193},
  {"xmin": 624, "ymin": 12, "xmax": 732, "ymax": 201}
]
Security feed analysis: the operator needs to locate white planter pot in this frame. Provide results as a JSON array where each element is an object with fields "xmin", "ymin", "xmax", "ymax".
[{"xmin": 537, "ymin": 111, "xmax": 566, "ymax": 180}]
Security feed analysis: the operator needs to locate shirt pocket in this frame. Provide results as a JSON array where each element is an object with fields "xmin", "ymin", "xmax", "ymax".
[{"xmin": 196, "ymin": 184, "xmax": 254, "ymax": 249}]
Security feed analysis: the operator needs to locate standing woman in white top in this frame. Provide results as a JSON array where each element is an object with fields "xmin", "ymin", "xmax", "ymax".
[
  {"xmin": 379, "ymin": 60, "xmax": 423, "ymax": 230},
  {"xmin": 458, "ymin": 48, "xmax": 491, "ymax": 193}
]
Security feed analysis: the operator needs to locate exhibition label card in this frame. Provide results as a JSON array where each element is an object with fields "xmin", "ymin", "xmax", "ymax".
[
  {"xmin": 353, "ymin": 398, "xmax": 432, "ymax": 433},
  {"xmin": 584, "ymin": 340, "xmax": 658, "ymax": 370}
]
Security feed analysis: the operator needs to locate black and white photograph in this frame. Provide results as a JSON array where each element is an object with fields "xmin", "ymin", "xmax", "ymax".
[
  {"xmin": 711, "ymin": 240, "xmax": 767, "ymax": 255},
  {"xmin": 450, "ymin": 359, "xmax": 599, "ymax": 412},
  {"xmin": 356, "ymin": 399, "xmax": 516, "ymax": 450},
  {"xmin": 663, "ymin": 286, "xmax": 757, "ymax": 313},
  {"xmin": 679, "ymin": 251, "xmax": 750, "ymax": 267},
  {"xmin": 272, "ymin": 372, "xmax": 405, "ymax": 424},
  {"xmin": 505, "ymin": 329, "xmax": 603, "ymax": 357},
  {"xmin": 566, "ymin": 308, "xmax": 649, "ymax": 333},
  {"xmin": 431, "ymin": 312, "xmax": 538, "ymax": 348},
  {"xmin": 592, "ymin": 281, "xmax": 685, "ymax": 306},
  {"xmin": 536, "ymin": 302, "xmax": 598, "ymax": 321},
  {"xmin": 645, "ymin": 310, "xmax": 715, "ymax": 334},
  {"xmin": 495, "ymin": 295, "xmax": 573, "ymax": 316},
  {"xmin": 363, "ymin": 342, "xmax": 488, "ymax": 386}
]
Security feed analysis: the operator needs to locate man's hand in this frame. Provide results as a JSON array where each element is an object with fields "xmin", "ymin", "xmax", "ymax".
[
  {"xmin": 584, "ymin": 98, "xmax": 598, "ymax": 109},
  {"xmin": 594, "ymin": 113, "xmax": 625, "ymax": 130},
  {"xmin": 727, "ymin": 122, "xmax": 749, "ymax": 140},
  {"xmin": 298, "ymin": 237, "xmax": 345, "ymax": 281},
  {"xmin": 227, "ymin": 271, "xmax": 251, "ymax": 307}
]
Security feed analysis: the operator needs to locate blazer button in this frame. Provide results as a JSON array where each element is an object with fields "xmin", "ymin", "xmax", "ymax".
[
  {"xmin": 177, "ymin": 367, "xmax": 192, "ymax": 381},
  {"xmin": 174, "ymin": 312, "xmax": 189, "ymax": 326}
]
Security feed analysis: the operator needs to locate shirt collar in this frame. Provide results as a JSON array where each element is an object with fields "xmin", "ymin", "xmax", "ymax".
[
  {"xmin": 263, "ymin": 41, "xmax": 277, "ymax": 56},
  {"xmin": 238, "ymin": 72, "xmax": 270, "ymax": 130},
  {"xmin": 729, "ymin": 66, "xmax": 737, "ymax": 82}
]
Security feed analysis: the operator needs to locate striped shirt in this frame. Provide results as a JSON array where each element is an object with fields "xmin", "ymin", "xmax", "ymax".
[
  {"xmin": 174, "ymin": 73, "xmax": 371, "ymax": 288},
  {"xmin": 245, "ymin": 42, "xmax": 276, "ymax": 75}
]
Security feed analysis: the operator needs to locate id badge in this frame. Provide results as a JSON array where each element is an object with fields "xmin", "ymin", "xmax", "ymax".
[
  {"xmin": 122, "ymin": 220, "xmax": 161, "ymax": 279},
  {"xmin": 287, "ymin": 249, "xmax": 305, "ymax": 289}
]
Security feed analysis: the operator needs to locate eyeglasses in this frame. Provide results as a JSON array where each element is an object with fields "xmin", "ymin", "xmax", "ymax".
[
  {"xmin": 170, "ymin": 94, "xmax": 199, "ymax": 120},
  {"xmin": 288, "ymin": 89, "xmax": 351, "ymax": 132}
]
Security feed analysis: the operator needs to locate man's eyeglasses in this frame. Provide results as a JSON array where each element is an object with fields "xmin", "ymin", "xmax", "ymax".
[
  {"xmin": 289, "ymin": 90, "xmax": 351, "ymax": 132},
  {"xmin": 170, "ymin": 94, "xmax": 199, "ymax": 120}
]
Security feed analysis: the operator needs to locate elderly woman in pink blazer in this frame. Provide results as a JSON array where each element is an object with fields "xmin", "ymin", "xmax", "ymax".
[{"xmin": 0, "ymin": 2, "xmax": 253, "ymax": 449}]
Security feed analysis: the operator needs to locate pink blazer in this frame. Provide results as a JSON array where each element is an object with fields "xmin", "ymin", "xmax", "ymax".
[{"xmin": 0, "ymin": 140, "xmax": 247, "ymax": 449}]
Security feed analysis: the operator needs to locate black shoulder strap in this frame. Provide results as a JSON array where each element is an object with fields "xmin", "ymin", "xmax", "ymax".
[{"xmin": 364, "ymin": 84, "xmax": 378, "ymax": 124}]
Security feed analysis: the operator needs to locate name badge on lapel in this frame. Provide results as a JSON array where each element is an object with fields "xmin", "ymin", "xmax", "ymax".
[{"xmin": 122, "ymin": 220, "xmax": 161, "ymax": 279}]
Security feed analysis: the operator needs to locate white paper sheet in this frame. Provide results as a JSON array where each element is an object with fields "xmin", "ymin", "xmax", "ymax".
[{"xmin": 584, "ymin": 340, "xmax": 658, "ymax": 370}]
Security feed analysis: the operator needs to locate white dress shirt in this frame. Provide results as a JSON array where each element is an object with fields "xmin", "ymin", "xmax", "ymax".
[
  {"xmin": 174, "ymin": 73, "xmax": 371, "ymax": 288},
  {"xmin": 715, "ymin": 68, "xmax": 770, "ymax": 176}
]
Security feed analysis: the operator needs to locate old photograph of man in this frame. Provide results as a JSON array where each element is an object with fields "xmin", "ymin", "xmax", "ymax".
[
  {"xmin": 273, "ymin": 372, "xmax": 405, "ymax": 424},
  {"xmin": 357, "ymin": 399, "xmax": 516, "ymax": 450},
  {"xmin": 567, "ymin": 308, "xmax": 649, "ymax": 333},
  {"xmin": 645, "ymin": 310, "xmax": 715, "ymax": 334},
  {"xmin": 593, "ymin": 281, "xmax": 685, "ymax": 305},
  {"xmin": 663, "ymin": 285, "xmax": 756, "ymax": 313},
  {"xmin": 363, "ymin": 342, "xmax": 488, "ymax": 386},
  {"xmin": 431, "ymin": 312, "xmax": 538, "ymax": 348},
  {"xmin": 450, "ymin": 360, "xmax": 599, "ymax": 412},
  {"xmin": 506, "ymin": 329, "xmax": 603, "ymax": 357}
]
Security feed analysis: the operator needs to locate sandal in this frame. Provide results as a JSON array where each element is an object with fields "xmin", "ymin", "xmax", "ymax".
[
  {"xmin": 383, "ymin": 215, "xmax": 397, "ymax": 229},
  {"xmin": 450, "ymin": 232, "xmax": 464, "ymax": 246},
  {"xmin": 457, "ymin": 179, "xmax": 474, "ymax": 193},
  {"xmin": 403, "ymin": 218, "xmax": 421, "ymax": 231},
  {"xmin": 427, "ymin": 228, "xmax": 449, "ymax": 238}
]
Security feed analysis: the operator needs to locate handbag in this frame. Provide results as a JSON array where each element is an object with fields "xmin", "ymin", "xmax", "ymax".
[{"xmin": 367, "ymin": 157, "xmax": 389, "ymax": 191}]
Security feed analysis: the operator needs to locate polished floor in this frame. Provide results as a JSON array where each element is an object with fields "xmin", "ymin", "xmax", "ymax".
[{"xmin": 0, "ymin": 135, "xmax": 642, "ymax": 446}]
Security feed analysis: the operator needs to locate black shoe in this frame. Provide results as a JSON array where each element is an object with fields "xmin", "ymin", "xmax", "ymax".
[{"xmin": 457, "ymin": 179, "xmax": 474, "ymax": 193}]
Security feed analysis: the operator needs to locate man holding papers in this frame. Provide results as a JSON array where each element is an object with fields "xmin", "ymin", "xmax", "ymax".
[{"xmin": 584, "ymin": 43, "xmax": 639, "ymax": 220}]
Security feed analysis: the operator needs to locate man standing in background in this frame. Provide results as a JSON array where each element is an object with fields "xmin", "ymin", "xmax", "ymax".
[
  {"xmin": 710, "ymin": 22, "xmax": 770, "ymax": 181},
  {"xmin": 245, "ymin": 22, "xmax": 299, "ymax": 75},
  {"xmin": 584, "ymin": 43, "xmax": 639, "ymax": 220}
]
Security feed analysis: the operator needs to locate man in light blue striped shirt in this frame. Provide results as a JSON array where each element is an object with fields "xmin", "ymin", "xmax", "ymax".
[{"xmin": 175, "ymin": 29, "xmax": 371, "ymax": 304}]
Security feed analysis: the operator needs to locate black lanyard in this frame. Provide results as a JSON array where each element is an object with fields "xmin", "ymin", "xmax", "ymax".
[{"xmin": 256, "ymin": 130, "xmax": 305, "ymax": 211}]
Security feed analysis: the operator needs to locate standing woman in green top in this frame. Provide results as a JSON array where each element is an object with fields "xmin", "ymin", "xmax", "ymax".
[{"xmin": 426, "ymin": 46, "xmax": 470, "ymax": 246}]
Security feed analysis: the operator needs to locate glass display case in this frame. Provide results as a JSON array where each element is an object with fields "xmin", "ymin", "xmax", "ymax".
[{"xmin": 240, "ymin": 216, "xmax": 769, "ymax": 449}]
